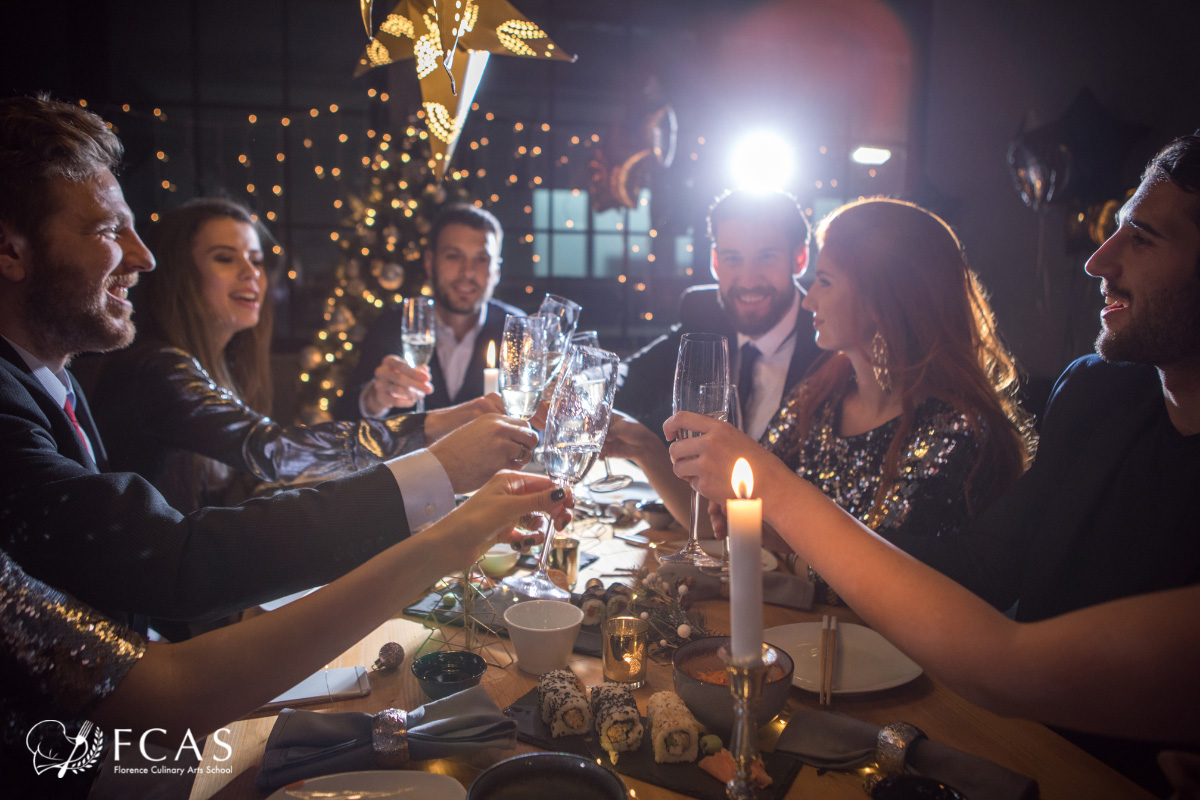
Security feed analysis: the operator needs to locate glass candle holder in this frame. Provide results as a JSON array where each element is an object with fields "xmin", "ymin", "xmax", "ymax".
[
  {"xmin": 601, "ymin": 616, "xmax": 649, "ymax": 688},
  {"xmin": 547, "ymin": 536, "xmax": 580, "ymax": 590}
]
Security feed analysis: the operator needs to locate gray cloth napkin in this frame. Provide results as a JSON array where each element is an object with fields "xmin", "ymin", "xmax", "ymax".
[
  {"xmin": 776, "ymin": 709, "xmax": 1038, "ymax": 800},
  {"xmin": 657, "ymin": 562, "xmax": 815, "ymax": 610},
  {"xmin": 255, "ymin": 684, "xmax": 516, "ymax": 791}
]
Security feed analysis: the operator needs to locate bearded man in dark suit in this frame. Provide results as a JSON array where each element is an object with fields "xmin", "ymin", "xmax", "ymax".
[
  {"xmin": 617, "ymin": 189, "xmax": 823, "ymax": 442},
  {"xmin": 335, "ymin": 204, "xmax": 523, "ymax": 420}
]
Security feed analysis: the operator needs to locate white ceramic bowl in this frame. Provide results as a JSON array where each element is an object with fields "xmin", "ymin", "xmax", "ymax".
[
  {"xmin": 478, "ymin": 545, "xmax": 520, "ymax": 578},
  {"xmin": 503, "ymin": 600, "xmax": 584, "ymax": 675}
]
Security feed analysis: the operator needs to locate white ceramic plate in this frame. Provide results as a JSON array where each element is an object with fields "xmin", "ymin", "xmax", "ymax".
[
  {"xmin": 267, "ymin": 770, "xmax": 467, "ymax": 799},
  {"xmin": 765, "ymin": 621, "xmax": 922, "ymax": 694},
  {"xmin": 698, "ymin": 540, "xmax": 780, "ymax": 571}
]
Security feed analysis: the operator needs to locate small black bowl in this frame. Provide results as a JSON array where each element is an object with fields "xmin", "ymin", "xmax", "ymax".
[
  {"xmin": 468, "ymin": 752, "xmax": 628, "ymax": 800},
  {"xmin": 411, "ymin": 651, "xmax": 487, "ymax": 700}
]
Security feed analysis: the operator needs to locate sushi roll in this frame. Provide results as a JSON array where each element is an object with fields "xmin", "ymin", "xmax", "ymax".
[
  {"xmin": 589, "ymin": 682, "xmax": 644, "ymax": 764},
  {"xmin": 646, "ymin": 691, "xmax": 702, "ymax": 763},
  {"xmin": 537, "ymin": 669, "xmax": 593, "ymax": 738},
  {"xmin": 581, "ymin": 594, "xmax": 607, "ymax": 626}
]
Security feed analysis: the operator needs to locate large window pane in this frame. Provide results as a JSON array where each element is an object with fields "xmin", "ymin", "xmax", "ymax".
[
  {"xmin": 551, "ymin": 189, "xmax": 588, "ymax": 230},
  {"xmin": 550, "ymin": 233, "xmax": 587, "ymax": 278},
  {"xmin": 592, "ymin": 234, "xmax": 626, "ymax": 279}
]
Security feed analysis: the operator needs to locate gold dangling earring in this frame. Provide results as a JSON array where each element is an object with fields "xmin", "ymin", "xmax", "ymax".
[{"xmin": 871, "ymin": 331, "xmax": 892, "ymax": 394}]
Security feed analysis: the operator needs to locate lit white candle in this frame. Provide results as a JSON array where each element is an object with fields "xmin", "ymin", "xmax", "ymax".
[
  {"xmin": 727, "ymin": 458, "xmax": 763, "ymax": 664},
  {"xmin": 483, "ymin": 340, "xmax": 499, "ymax": 395}
]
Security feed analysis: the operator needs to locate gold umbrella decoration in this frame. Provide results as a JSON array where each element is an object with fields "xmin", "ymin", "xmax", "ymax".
[{"xmin": 356, "ymin": 0, "xmax": 576, "ymax": 179}]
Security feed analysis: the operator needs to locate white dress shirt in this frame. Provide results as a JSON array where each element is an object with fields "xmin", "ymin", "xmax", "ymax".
[
  {"xmin": 736, "ymin": 289, "xmax": 802, "ymax": 441},
  {"xmin": 3, "ymin": 335, "xmax": 454, "ymax": 532},
  {"xmin": 436, "ymin": 303, "xmax": 488, "ymax": 402}
]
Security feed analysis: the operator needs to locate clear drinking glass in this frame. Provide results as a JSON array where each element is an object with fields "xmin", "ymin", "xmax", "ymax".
[
  {"xmin": 400, "ymin": 297, "xmax": 436, "ymax": 413},
  {"xmin": 505, "ymin": 345, "xmax": 620, "ymax": 601},
  {"xmin": 499, "ymin": 315, "xmax": 548, "ymax": 421},
  {"xmin": 537, "ymin": 294, "xmax": 582, "ymax": 388},
  {"xmin": 660, "ymin": 333, "xmax": 729, "ymax": 568},
  {"xmin": 571, "ymin": 331, "xmax": 635, "ymax": 493}
]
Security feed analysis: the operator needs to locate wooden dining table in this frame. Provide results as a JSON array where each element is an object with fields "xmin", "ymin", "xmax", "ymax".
[{"xmin": 188, "ymin": 508, "xmax": 1155, "ymax": 800}]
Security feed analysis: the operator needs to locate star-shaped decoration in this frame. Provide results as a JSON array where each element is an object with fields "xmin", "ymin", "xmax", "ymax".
[{"xmin": 356, "ymin": 0, "xmax": 575, "ymax": 179}]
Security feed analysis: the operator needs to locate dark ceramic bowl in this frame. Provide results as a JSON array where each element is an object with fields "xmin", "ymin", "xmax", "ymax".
[
  {"xmin": 672, "ymin": 636, "xmax": 794, "ymax": 738},
  {"xmin": 872, "ymin": 776, "xmax": 967, "ymax": 800},
  {"xmin": 411, "ymin": 651, "xmax": 487, "ymax": 700},
  {"xmin": 635, "ymin": 499, "xmax": 674, "ymax": 529},
  {"xmin": 468, "ymin": 752, "xmax": 628, "ymax": 800}
]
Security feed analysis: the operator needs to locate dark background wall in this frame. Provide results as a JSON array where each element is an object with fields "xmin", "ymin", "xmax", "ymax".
[{"xmin": 4, "ymin": 0, "xmax": 1198, "ymax": 402}]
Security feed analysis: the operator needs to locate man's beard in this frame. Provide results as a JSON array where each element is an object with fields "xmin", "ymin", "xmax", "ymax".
[
  {"xmin": 22, "ymin": 252, "xmax": 135, "ymax": 359},
  {"xmin": 717, "ymin": 284, "xmax": 796, "ymax": 337},
  {"xmin": 1095, "ymin": 275, "xmax": 1200, "ymax": 366},
  {"xmin": 431, "ymin": 268, "xmax": 486, "ymax": 316}
]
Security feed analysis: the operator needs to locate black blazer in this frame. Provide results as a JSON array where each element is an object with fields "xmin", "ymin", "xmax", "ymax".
[
  {"xmin": 615, "ymin": 285, "xmax": 823, "ymax": 441},
  {"xmin": 0, "ymin": 338, "xmax": 410, "ymax": 625},
  {"xmin": 335, "ymin": 298, "xmax": 525, "ymax": 421}
]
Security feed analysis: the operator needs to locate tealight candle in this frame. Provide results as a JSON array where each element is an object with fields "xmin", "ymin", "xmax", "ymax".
[
  {"xmin": 727, "ymin": 458, "xmax": 763, "ymax": 664},
  {"xmin": 483, "ymin": 340, "xmax": 499, "ymax": 395}
]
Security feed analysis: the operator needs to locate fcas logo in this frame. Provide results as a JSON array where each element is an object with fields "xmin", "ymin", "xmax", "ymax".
[{"xmin": 25, "ymin": 719, "xmax": 105, "ymax": 777}]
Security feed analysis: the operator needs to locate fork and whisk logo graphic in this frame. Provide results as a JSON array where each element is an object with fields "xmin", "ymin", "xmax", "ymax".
[{"xmin": 25, "ymin": 719, "xmax": 105, "ymax": 776}]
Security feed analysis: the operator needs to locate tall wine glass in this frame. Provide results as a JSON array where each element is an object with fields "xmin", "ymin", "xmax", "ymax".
[
  {"xmin": 660, "ymin": 333, "xmax": 729, "ymax": 568},
  {"xmin": 537, "ymin": 294, "xmax": 582, "ymax": 386},
  {"xmin": 505, "ymin": 345, "xmax": 619, "ymax": 600},
  {"xmin": 499, "ymin": 315, "xmax": 548, "ymax": 420},
  {"xmin": 572, "ymin": 331, "xmax": 635, "ymax": 493},
  {"xmin": 401, "ymin": 297, "xmax": 436, "ymax": 413}
]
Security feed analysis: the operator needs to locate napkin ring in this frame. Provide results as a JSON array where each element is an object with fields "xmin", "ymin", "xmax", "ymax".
[
  {"xmin": 372, "ymin": 709, "xmax": 410, "ymax": 769},
  {"xmin": 874, "ymin": 721, "xmax": 926, "ymax": 777}
]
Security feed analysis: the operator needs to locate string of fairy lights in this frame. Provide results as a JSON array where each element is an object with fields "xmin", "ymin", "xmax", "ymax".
[{"xmin": 71, "ymin": 91, "xmax": 891, "ymax": 423}]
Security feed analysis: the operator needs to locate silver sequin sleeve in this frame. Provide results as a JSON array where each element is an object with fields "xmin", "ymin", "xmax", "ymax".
[
  {"xmin": 0, "ymin": 549, "xmax": 146, "ymax": 733},
  {"xmin": 112, "ymin": 346, "xmax": 428, "ymax": 487}
]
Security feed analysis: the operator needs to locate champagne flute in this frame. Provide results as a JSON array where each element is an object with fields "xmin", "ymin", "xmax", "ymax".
[
  {"xmin": 505, "ymin": 345, "xmax": 619, "ymax": 600},
  {"xmin": 573, "ymin": 331, "xmax": 635, "ymax": 493},
  {"xmin": 400, "ymin": 297, "xmax": 436, "ymax": 413},
  {"xmin": 499, "ymin": 315, "xmax": 548, "ymax": 420},
  {"xmin": 537, "ymin": 294, "xmax": 582, "ymax": 386},
  {"xmin": 660, "ymin": 333, "xmax": 729, "ymax": 568}
]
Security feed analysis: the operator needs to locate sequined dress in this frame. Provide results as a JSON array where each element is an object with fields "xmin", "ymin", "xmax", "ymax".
[
  {"xmin": 92, "ymin": 342, "xmax": 429, "ymax": 511},
  {"xmin": 0, "ymin": 548, "xmax": 145, "ymax": 792},
  {"xmin": 763, "ymin": 391, "xmax": 987, "ymax": 541}
]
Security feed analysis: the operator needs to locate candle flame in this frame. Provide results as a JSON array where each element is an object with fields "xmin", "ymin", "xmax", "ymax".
[
  {"xmin": 732, "ymin": 458, "xmax": 754, "ymax": 499},
  {"xmin": 486, "ymin": 340, "xmax": 496, "ymax": 368}
]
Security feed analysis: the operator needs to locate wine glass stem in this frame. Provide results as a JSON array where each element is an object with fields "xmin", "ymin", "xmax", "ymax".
[
  {"xmin": 534, "ymin": 482, "xmax": 564, "ymax": 575},
  {"xmin": 416, "ymin": 396, "xmax": 425, "ymax": 413},
  {"xmin": 687, "ymin": 488, "xmax": 702, "ymax": 550},
  {"xmin": 602, "ymin": 458, "xmax": 614, "ymax": 479}
]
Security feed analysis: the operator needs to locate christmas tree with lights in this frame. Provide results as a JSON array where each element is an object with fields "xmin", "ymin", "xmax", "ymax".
[{"xmin": 294, "ymin": 111, "xmax": 474, "ymax": 424}]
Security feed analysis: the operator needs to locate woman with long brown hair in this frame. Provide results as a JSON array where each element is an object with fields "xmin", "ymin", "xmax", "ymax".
[
  {"xmin": 92, "ymin": 198, "xmax": 500, "ymax": 512},
  {"xmin": 606, "ymin": 197, "xmax": 1033, "ymax": 588},
  {"xmin": 759, "ymin": 197, "xmax": 1034, "ymax": 546}
]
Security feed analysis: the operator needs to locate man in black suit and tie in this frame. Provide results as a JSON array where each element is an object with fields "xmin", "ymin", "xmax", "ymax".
[
  {"xmin": 335, "ymin": 204, "xmax": 523, "ymax": 420},
  {"xmin": 617, "ymin": 189, "xmax": 823, "ymax": 442},
  {"xmin": 0, "ymin": 95, "xmax": 537, "ymax": 628}
]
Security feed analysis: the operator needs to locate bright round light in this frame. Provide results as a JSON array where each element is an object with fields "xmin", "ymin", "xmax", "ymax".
[{"xmin": 730, "ymin": 132, "xmax": 795, "ymax": 191}]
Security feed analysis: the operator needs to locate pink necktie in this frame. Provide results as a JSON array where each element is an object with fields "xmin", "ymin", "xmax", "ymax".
[{"xmin": 63, "ymin": 396, "xmax": 95, "ymax": 462}]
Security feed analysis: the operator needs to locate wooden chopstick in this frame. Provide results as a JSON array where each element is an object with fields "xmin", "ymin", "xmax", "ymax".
[
  {"xmin": 818, "ymin": 614, "xmax": 830, "ymax": 707},
  {"xmin": 823, "ymin": 616, "xmax": 838, "ymax": 708}
]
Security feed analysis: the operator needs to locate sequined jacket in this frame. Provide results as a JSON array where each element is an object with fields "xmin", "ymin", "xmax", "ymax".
[
  {"xmin": 1, "ymin": 548, "xmax": 145, "ymax": 792},
  {"xmin": 91, "ymin": 342, "xmax": 428, "ymax": 511},
  {"xmin": 762, "ymin": 388, "xmax": 988, "ymax": 541}
]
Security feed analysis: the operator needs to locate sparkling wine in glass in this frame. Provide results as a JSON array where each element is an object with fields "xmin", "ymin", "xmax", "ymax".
[
  {"xmin": 537, "ymin": 294, "xmax": 582, "ymax": 389},
  {"xmin": 660, "ymin": 333, "xmax": 729, "ymax": 568},
  {"xmin": 499, "ymin": 315, "xmax": 548, "ymax": 420},
  {"xmin": 505, "ymin": 344, "xmax": 619, "ymax": 601},
  {"xmin": 572, "ymin": 331, "xmax": 635, "ymax": 493},
  {"xmin": 400, "ymin": 297, "xmax": 436, "ymax": 413}
]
